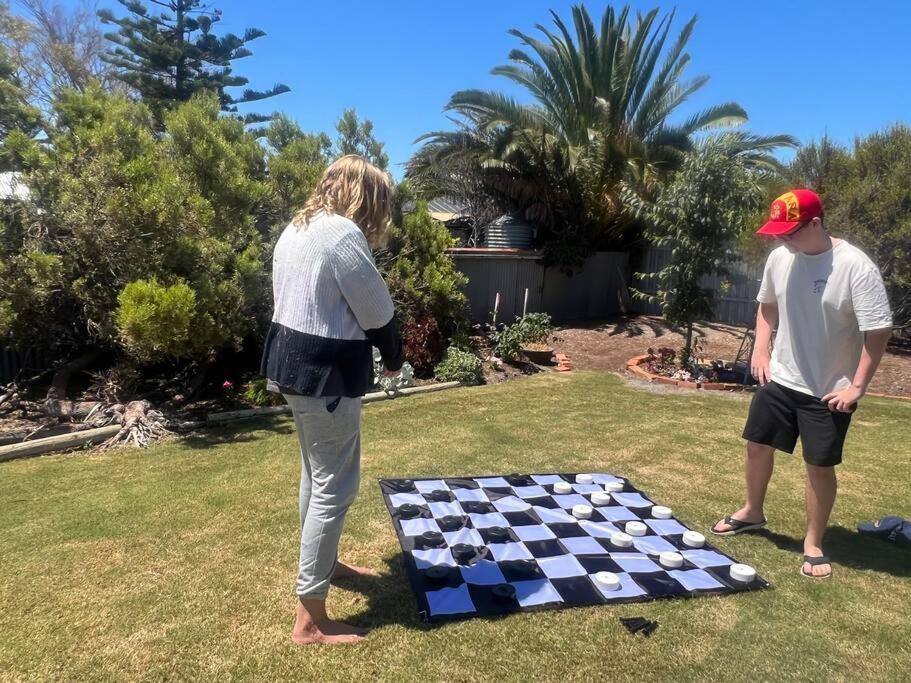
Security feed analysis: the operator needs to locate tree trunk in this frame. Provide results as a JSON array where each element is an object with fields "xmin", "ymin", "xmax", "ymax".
[{"xmin": 46, "ymin": 349, "xmax": 106, "ymax": 400}]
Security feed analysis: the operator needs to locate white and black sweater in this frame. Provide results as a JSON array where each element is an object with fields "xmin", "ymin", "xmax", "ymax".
[{"xmin": 260, "ymin": 213, "xmax": 403, "ymax": 398}]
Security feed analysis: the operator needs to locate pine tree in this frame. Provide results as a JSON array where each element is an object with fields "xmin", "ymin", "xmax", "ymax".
[
  {"xmin": 98, "ymin": 0, "xmax": 289, "ymax": 124},
  {"xmin": 335, "ymin": 108, "xmax": 389, "ymax": 170}
]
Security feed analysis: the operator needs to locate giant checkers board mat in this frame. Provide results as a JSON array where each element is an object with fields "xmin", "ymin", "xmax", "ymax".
[{"xmin": 380, "ymin": 472, "xmax": 768, "ymax": 622}]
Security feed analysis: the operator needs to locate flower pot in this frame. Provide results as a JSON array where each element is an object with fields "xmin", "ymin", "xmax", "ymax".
[{"xmin": 522, "ymin": 346, "xmax": 554, "ymax": 364}]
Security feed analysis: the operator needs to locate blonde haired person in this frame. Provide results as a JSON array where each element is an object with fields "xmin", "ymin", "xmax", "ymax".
[{"xmin": 261, "ymin": 155, "xmax": 403, "ymax": 644}]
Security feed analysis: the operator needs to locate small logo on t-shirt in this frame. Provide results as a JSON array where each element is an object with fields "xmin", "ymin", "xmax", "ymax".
[{"xmin": 812, "ymin": 279, "xmax": 827, "ymax": 294}]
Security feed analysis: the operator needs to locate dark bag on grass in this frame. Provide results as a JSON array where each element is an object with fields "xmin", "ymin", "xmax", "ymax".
[{"xmin": 857, "ymin": 516, "xmax": 910, "ymax": 547}]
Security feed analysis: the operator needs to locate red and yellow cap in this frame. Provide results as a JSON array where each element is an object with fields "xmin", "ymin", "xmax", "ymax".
[{"xmin": 757, "ymin": 189, "xmax": 823, "ymax": 236}]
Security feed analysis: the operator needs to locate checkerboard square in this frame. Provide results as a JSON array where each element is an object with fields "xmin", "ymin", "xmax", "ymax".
[
  {"xmin": 468, "ymin": 512, "xmax": 510, "ymax": 529},
  {"xmin": 537, "ymin": 554, "xmax": 588, "ymax": 578},
  {"xmin": 552, "ymin": 493, "xmax": 591, "ymax": 509},
  {"xmin": 578, "ymin": 519, "xmax": 620, "ymax": 538},
  {"xmin": 502, "ymin": 511, "xmax": 541, "ymax": 526},
  {"xmin": 491, "ymin": 496, "xmax": 532, "ymax": 513},
  {"xmin": 682, "ymin": 550, "xmax": 734, "ymax": 569},
  {"xmin": 532, "ymin": 505, "xmax": 576, "ymax": 524},
  {"xmin": 513, "ymin": 524, "xmax": 556, "ymax": 542},
  {"xmin": 550, "ymin": 576, "xmax": 607, "ymax": 605},
  {"xmin": 559, "ymin": 536, "xmax": 609, "ymax": 556},
  {"xmin": 453, "ymin": 488, "xmax": 489, "ymax": 503},
  {"xmin": 414, "ymin": 479, "xmax": 450, "ymax": 493},
  {"xmin": 546, "ymin": 522, "xmax": 588, "ymax": 538},
  {"xmin": 512, "ymin": 485, "xmax": 548, "ymax": 499},
  {"xmin": 591, "ymin": 572, "xmax": 647, "ymax": 600},
  {"xmin": 633, "ymin": 536, "xmax": 680, "ymax": 555},
  {"xmin": 443, "ymin": 528, "xmax": 484, "ymax": 547},
  {"xmin": 612, "ymin": 492, "xmax": 652, "ymax": 508},
  {"xmin": 400, "ymin": 518, "xmax": 442, "ymax": 536},
  {"xmin": 474, "ymin": 477, "xmax": 510, "ymax": 488},
  {"xmin": 576, "ymin": 556, "xmax": 623, "ymax": 574},
  {"xmin": 488, "ymin": 542, "xmax": 535, "ymax": 562},
  {"xmin": 390, "ymin": 492, "xmax": 427, "ymax": 507},
  {"xmin": 530, "ymin": 474, "xmax": 568, "ymax": 485},
  {"xmin": 572, "ymin": 483, "xmax": 603, "ymax": 494},
  {"xmin": 645, "ymin": 519, "xmax": 689, "ymax": 536},
  {"xmin": 428, "ymin": 501, "xmax": 463, "ymax": 518},
  {"xmin": 512, "ymin": 578, "xmax": 563, "ymax": 607},
  {"xmin": 668, "ymin": 569, "xmax": 725, "ymax": 591},
  {"xmin": 523, "ymin": 539, "xmax": 567, "ymax": 558},
  {"xmin": 459, "ymin": 559, "xmax": 507, "ymax": 585},
  {"xmin": 591, "ymin": 474, "xmax": 625, "ymax": 487},
  {"xmin": 611, "ymin": 553, "xmax": 662, "ymax": 573},
  {"xmin": 597, "ymin": 506, "xmax": 638, "ymax": 522},
  {"xmin": 412, "ymin": 547, "xmax": 456, "ymax": 569},
  {"xmin": 426, "ymin": 583, "xmax": 475, "ymax": 616}
]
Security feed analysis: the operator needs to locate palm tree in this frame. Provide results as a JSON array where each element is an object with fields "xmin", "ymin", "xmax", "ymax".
[{"xmin": 409, "ymin": 4, "xmax": 796, "ymax": 266}]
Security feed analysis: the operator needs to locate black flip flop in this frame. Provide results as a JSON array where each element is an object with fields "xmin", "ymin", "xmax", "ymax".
[
  {"xmin": 800, "ymin": 554, "xmax": 832, "ymax": 579},
  {"xmin": 711, "ymin": 514, "xmax": 768, "ymax": 536}
]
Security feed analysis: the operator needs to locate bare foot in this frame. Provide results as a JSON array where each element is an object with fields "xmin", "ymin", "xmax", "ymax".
[
  {"xmin": 333, "ymin": 561, "xmax": 380, "ymax": 580},
  {"xmin": 291, "ymin": 620, "xmax": 368, "ymax": 645},
  {"xmin": 291, "ymin": 599, "xmax": 368, "ymax": 645},
  {"xmin": 801, "ymin": 546, "xmax": 832, "ymax": 578}
]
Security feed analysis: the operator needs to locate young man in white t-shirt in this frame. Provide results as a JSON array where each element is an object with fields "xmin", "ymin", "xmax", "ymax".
[{"xmin": 711, "ymin": 189, "xmax": 893, "ymax": 579}]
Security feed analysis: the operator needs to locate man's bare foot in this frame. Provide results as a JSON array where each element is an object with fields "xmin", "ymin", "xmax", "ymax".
[
  {"xmin": 291, "ymin": 598, "xmax": 368, "ymax": 645},
  {"xmin": 333, "ymin": 561, "xmax": 380, "ymax": 580},
  {"xmin": 801, "ymin": 545, "xmax": 832, "ymax": 578}
]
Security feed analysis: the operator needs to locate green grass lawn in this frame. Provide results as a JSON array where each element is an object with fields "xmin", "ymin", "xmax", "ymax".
[{"xmin": 2, "ymin": 372, "xmax": 909, "ymax": 681}]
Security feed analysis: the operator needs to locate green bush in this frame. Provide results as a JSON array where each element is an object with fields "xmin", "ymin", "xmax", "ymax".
[
  {"xmin": 493, "ymin": 313, "xmax": 557, "ymax": 362},
  {"xmin": 381, "ymin": 201, "xmax": 469, "ymax": 339},
  {"xmin": 434, "ymin": 346, "xmax": 484, "ymax": 386},
  {"xmin": 242, "ymin": 378, "xmax": 284, "ymax": 407},
  {"xmin": 116, "ymin": 279, "xmax": 196, "ymax": 359}
]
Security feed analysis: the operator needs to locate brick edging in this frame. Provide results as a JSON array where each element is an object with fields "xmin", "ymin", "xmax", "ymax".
[
  {"xmin": 626, "ymin": 355, "xmax": 911, "ymax": 401},
  {"xmin": 625, "ymin": 355, "xmax": 751, "ymax": 392}
]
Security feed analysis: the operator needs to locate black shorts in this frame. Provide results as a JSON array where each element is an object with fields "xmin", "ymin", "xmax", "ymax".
[{"xmin": 742, "ymin": 381, "xmax": 854, "ymax": 467}]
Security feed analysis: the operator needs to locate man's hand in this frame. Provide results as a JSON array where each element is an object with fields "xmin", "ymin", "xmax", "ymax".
[
  {"xmin": 750, "ymin": 351, "xmax": 772, "ymax": 386},
  {"xmin": 821, "ymin": 385, "xmax": 863, "ymax": 413}
]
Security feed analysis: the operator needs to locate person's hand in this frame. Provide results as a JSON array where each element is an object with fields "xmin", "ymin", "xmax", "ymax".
[
  {"xmin": 382, "ymin": 368, "xmax": 399, "ymax": 378},
  {"xmin": 750, "ymin": 350, "xmax": 771, "ymax": 386},
  {"xmin": 821, "ymin": 385, "xmax": 863, "ymax": 413}
]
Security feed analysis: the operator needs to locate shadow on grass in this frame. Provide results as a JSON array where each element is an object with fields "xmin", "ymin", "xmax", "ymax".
[
  {"xmin": 179, "ymin": 416, "xmax": 295, "ymax": 450},
  {"xmin": 756, "ymin": 525, "xmax": 911, "ymax": 578}
]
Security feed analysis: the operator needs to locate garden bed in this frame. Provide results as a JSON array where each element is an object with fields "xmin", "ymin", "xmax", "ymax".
[{"xmin": 626, "ymin": 352, "xmax": 754, "ymax": 392}]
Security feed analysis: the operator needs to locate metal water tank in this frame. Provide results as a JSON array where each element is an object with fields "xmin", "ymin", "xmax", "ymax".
[{"xmin": 485, "ymin": 214, "xmax": 533, "ymax": 249}]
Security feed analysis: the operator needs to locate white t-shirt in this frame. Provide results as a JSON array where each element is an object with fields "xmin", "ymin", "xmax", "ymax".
[{"xmin": 757, "ymin": 239, "xmax": 892, "ymax": 398}]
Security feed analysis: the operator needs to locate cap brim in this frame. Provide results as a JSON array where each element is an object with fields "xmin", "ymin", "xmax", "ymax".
[{"xmin": 756, "ymin": 220, "xmax": 800, "ymax": 236}]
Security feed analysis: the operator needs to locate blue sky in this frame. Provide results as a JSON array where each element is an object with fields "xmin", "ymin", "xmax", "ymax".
[{"xmin": 46, "ymin": 0, "xmax": 911, "ymax": 178}]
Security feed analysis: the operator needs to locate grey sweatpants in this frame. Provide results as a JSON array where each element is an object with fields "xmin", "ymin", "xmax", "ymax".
[{"xmin": 283, "ymin": 394, "xmax": 362, "ymax": 599}]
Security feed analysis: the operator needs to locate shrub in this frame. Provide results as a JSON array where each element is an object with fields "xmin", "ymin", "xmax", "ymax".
[
  {"xmin": 402, "ymin": 314, "xmax": 444, "ymax": 374},
  {"xmin": 242, "ymin": 378, "xmax": 284, "ymax": 407},
  {"xmin": 116, "ymin": 279, "xmax": 196, "ymax": 359},
  {"xmin": 492, "ymin": 313, "xmax": 557, "ymax": 362},
  {"xmin": 435, "ymin": 346, "xmax": 484, "ymax": 386},
  {"xmin": 380, "ymin": 201, "xmax": 468, "ymax": 339}
]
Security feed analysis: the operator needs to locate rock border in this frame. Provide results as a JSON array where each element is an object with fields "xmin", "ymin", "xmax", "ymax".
[{"xmin": 626, "ymin": 355, "xmax": 753, "ymax": 392}]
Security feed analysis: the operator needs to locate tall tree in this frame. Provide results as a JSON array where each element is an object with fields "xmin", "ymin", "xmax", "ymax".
[
  {"xmin": 334, "ymin": 107, "xmax": 388, "ymax": 169},
  {"xmin": 628, "ymin": 134, "xmax": 765, "ymax": 364},
  {"xmin": 0, "ymin": 42, "xmax": 41, "ymax": 169},
  {"xmin": 98, "ymin": 0, "xmax": 289, "ymax": 124},
  {"xmin": 410, "ymin": 4, "xmax": 795, "ymax": 268}
]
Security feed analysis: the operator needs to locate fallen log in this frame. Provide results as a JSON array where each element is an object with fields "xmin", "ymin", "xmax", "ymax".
[{"xmin": 0, "ymin": 425, "xmax": 122, "ymax": 462}]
